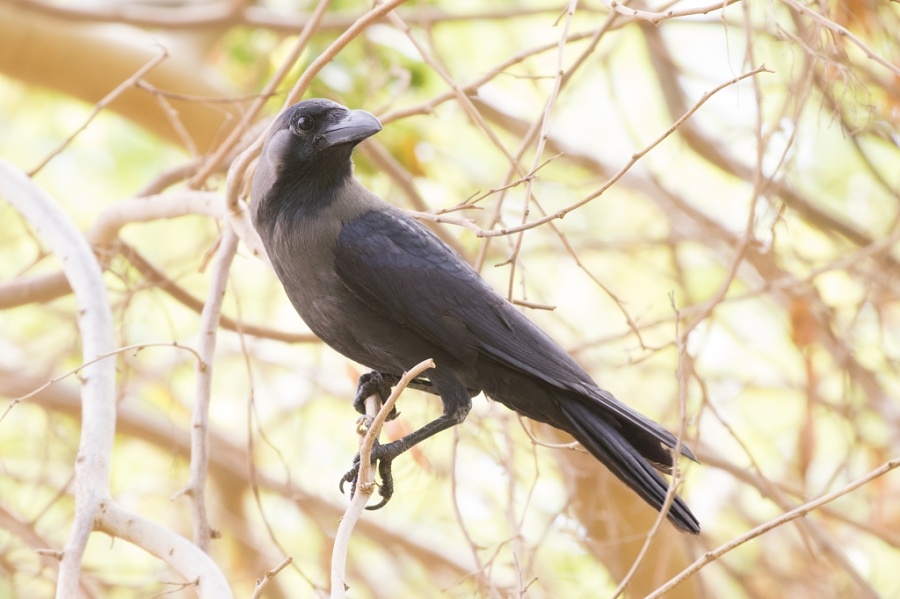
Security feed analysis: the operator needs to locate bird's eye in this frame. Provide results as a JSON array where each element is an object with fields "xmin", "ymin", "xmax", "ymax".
[{"xmin": 294, "ymin": 116, "xmax": 314, "ymax": 132}]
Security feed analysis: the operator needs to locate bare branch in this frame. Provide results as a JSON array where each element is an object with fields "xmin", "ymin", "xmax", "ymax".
[
  {"xmin": 177, "ymin": 228, "xmax": 239, "ymax": 551},
  {"xmin": 477, "ymin": 65, "xmax": 773, "ymax": 238},
  {"xmin": 202, "ymin": 0, "xmax": 336, "ymax": 200},
  {"xmin": 223, "ymin": 0, "xmax": 408, "ymax": 213},
  {"xmin": 0, "ymin": 159, "xmax": 117, "ymax": 597},
  {"xmin": 28, "ymin": 48, "xmax": 168, "ymax": 175},
  {"xmin": 1, "ymin": 341, "xmax": 202, "ymax": 422},
  {"xmin": 600, "ymin": 0, "xmax": 742, "ymax": 25},
  {"xmin": 610, "ymin": 295, "xmax": 693, "ymax": 598},
  {"xmin": 645, "ymin": 458, "xmax": 900, "ymax": 599},
  {"xmin": 330, "ymin": 358, "xmax": 435, "ymax": 598},
  {"xmin": 95, "ymin": 501, "xmax": 232, "ymax": 598},
  {"xmin": 250, "ymin": 556, "xmax": 293, "ymax": 599},
  {"xmin": 780, "ymin": 0, "xmax": 900, "ymax": 77}
]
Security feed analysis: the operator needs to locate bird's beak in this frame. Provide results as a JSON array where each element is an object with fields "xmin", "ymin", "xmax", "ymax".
[{"xmin": 320, "ymin": 110, "xmax": 382, "ymax": 148}]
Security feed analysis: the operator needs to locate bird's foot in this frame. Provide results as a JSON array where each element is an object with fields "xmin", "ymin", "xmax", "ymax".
[
  {"xmin": 353, "ymin": 371, "xmax": 399, "ymax": 421},
  {"xmin": 339, "ymin": 439, "xmax": 399, "ymax": 510}
]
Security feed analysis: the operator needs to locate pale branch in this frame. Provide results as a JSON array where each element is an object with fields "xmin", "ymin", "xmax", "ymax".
[
  {"xmin": 451, "ymin": 20, "xmax": 623, "ymax": 339},
  {"xmin": 465, "ymin": 14, "xmax": 640, "ymax": 341},
  {"xmin": 120, "ymin": 244, "xmax": 317, "ymax": 343},
  {"xmin": 0, "ymin": 368, "xmax": 476, "ymax": 581},
  {"xmin": 133, "ymin": 159, "xmax": 204, "ymax": 197},
  {"xmin": 1, "ymin": 342, "xmax": 202, "ymax": 423},
  {"xmin": 28, "ymin": 47, "xmax": 168, "ymax": 176},
  {"xmin": 476, "ymin": 65, "xmax": 773, "ymax": 238},
  {"xmin": 0, "ymin": 159, "xmax": 117, "ymax": 598},
  {"xmin": 95, "ymin": 501, "xmax": 232, "ymax": 598},
  {"xmin": 0, "ymin": 239, "xmax": 309, "ymax": 341},
  {"xmin": 411, "ymin": 66, "xmax": 770, "ymax": 242},
  {"xmin": 780, "ymin": 0, "xmax": 900, "ymax": 78},
  {"xmin": 472, "ymin": 21, "xmax": 648, "ymax": 343},
  {"xmin": 378, "ymin": 28, "xmax": 602, "ymax": 124},
  {"xmin": 696, "ymin": 449, "xmax": 900, "ymax": 549},
  {"xmin": 250, "ymin": 556, "xmax": 293, "ymax": 599},
  {"xmin": 329, "ymin": 393, "xmax": 381, "ymax": 599},
  {"xmin": 601, "ymin": 0, "xmax": 742, "ymax": 25},
  {"xmin": 678, "ymin": 53, "xmax": 771, "ymax": 340},
  {"xmin": 0, "ymin": 191, "xmax": 268, "ymax": 310},
  {"xmin": 203, "ymin": 0, "xmax": 334, "ymax": 197},
  {"xmin": 283, "ymin": 0, "xmax": 407, "ymax": 109},
  {"xmin": 388, "ymin": 10, "xmax": 522, "ymax": 174},
  {"xmin": 610, "ymin": 295, "xmax": 693, "ymax": 599},
  {"xmin": 695, "ymin": 383, "xmax": 882, "ymax": 599},
  {"xmin": 641, "ymin": 24, "xmax": 900, "ymax": 274},
  {"xmin": 505, "ymin": 0, "xmax": 579, "ymax": 300},
  {"xmin": 516, "ymin": 414, "xmax": 582, "ymax": 452},
  {"xmin": 224, "ymin": 0, "xmax": 407, "ymax": 213},
  {"xmin": 645, "ymin": 458, "xmax": 900, "ymax": 599},
  {"xmin": 85, "ymin": 190, "xmax": 266, "ymax": 265},
  {"xmin": 330, "ymin": 358, "xmax": 435, "ymax": 598},
  {"xmin": 448, "ymin": 429, "xmax": 498, "ymax": 598},
  {"xmin": 180, "ymin": 227, "xmax": 239, "ymax": 551},
  {"xmin": 9, "ymin": 0, "xmax": 595, "ymax": 31}
]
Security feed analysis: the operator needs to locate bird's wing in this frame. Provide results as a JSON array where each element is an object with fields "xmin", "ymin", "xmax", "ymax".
[
  {"xmin": 334, "ymin": 208, "xmax": 592, "ymax": 384},
  {"xmin": 335, "ymin": 208, "xmax": 694, "ymax": 460}
]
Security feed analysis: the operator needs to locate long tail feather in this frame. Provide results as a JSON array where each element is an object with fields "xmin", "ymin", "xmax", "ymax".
[{"xmin": 560, "ymin": 401, "xmax": 700, "ymax": 534}]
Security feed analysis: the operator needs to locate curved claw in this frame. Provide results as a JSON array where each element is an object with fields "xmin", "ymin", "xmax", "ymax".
[
  {"xmin": 339, "ymin": 469, "xmax": 355, "ymax": 495},
  {"xmin": 365, "ymin": 457, "xmax": 395, "ymax": 510},
  {"xmin": 338, "ymin": 441, "xmax": 398, "ymax": 509},
  {"xmin": 339, "ymin": 452, "xmax": 363, "ymax": 495},
  {"xmin": 353, "ymin": 371, "xmax": 401, "ymax": 421}
]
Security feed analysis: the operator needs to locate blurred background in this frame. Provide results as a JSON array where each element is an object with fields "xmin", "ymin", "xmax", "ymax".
[{"xmin": 1, "ymin": 0, "xmax": 899, "ymax": 597}]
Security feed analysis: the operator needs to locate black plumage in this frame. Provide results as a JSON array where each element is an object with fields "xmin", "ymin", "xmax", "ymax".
[{"xmin": 250, "ymin": 98, "xmax": 700, "ymax": 534}]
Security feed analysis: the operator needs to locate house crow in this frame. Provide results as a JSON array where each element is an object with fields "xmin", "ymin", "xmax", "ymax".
[{"xmin": 250, "ymin": 98, "xmax": 700, "ymax": 534}]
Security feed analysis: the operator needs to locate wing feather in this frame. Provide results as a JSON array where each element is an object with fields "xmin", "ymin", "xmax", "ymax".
[
  {"xmin": 334, "ymin": 209, "xmax": 693, "ymax": 459},
  {"xmin": 334, "ymin": 209, "xmax": 588, "ymax": 382}
]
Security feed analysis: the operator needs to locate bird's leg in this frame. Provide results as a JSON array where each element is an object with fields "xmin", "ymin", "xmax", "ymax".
[
  {"xmin": 375, "ymin": 372, "xmax": 441, "ymax": 395},
  {"xmin": 341, "ymin": 383, "xmax": 472, "ymax": 509}
]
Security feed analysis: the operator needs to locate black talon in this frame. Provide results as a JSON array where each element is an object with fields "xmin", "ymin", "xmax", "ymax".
[
  {"xmin": 341, "ymin": 371, "xmax": 460, "ymax": 507},
  {"xmin": 366, "ymin": 456, "xmax": 395, "ymax": 510},
  {"xmin": 339, "ymin": 452, "xmax": 362, "ymax": 495},
  {"xmin": 338, "ymin": 439, "xmax": 400, "ymax": 508},
  {"xmin": 353, "ymin": 371, "xmax": 400, "ymax": 421}
]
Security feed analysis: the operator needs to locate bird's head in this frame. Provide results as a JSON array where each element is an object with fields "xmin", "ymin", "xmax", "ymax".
[{"xmin": 251, "ymin": 99, "xmax": 382, "ymax": 221}]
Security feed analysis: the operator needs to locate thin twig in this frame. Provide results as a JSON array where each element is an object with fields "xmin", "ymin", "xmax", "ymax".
[
  {"xmin": 609, "ymin": 293, "xmax": 692, "ymax": 599},
  {"xmin": 119, "ymin": 243, "xmax": 318, "ymax": 344},
  {"xmin": 476, "ymin": 65, "xmax": 773, "ymax": 238},
  {"xmin": 0, "ymin": 341, "xmax": 203, "ymax": 423},
  {"xmin": 224, "ymin": 0, "xmax": 407, "ymax": 213},
  {"xmin": 250, "ymin": 556, "xmax": 293, "ymax": 599},
  {"xmin": 780, "ymin": 0, "xmax": 900, "ymax": 77},
  {"xmin": 601, "ymin": 0, "xmax": 741, "ymax": 25},
  {"xmin": 0, "ymin": 159, "xmax": 118, "ymax": 599},
  {"xmin": 449, "ymin": 429, "xmax": 502, "ymax": 599},
  {"xmin": 194, "ymin": 0, "xmax": 334, "ymax": 193},
  {"xmin": 506, "ymin": 0, "xmax": 578, "ymax": 299},
  {"xmin": 644, "ymin": 458, "xmax": 900, "ymax": 599},
  {"xmin": 28, "ymin": 47, "xmax": 168, "ymax": 176},
  {"xmin": 178, "ymin": 228, "xmax": 239, "ymax": 551},
  {"xmin": 330, "ymin": 358, "xmax": 435, "ymax": 598}
]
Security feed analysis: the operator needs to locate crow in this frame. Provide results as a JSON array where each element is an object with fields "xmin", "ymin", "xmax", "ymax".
[{"xmin": 250, "ymin": 98, "xmax": 700, "ymax": 534}]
